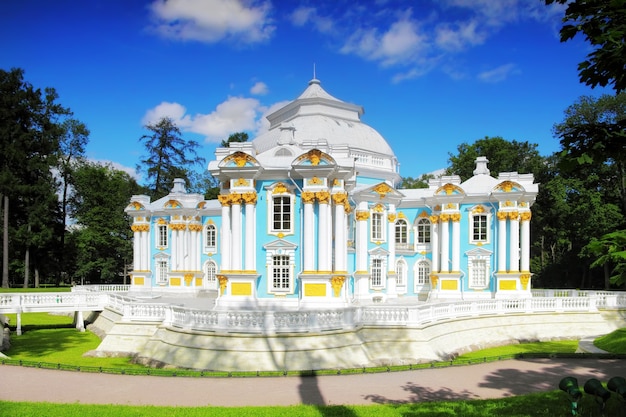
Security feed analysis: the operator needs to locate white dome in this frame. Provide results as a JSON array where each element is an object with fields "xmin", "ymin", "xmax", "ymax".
[{"xmin": 253, "ymin": 79, "xmax": 396, "ymax": 158}]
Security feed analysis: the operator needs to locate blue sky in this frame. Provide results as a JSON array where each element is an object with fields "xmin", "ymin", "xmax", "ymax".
[{"xmin": 1, "ymin": 0, "xmax": 607, "ymax": 181}]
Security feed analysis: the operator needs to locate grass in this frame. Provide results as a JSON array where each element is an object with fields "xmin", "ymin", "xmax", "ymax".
[
  {"xmin": 2, "ymin": 311, "xmax": 625, "ymax": 416},
  {"xmin": 595, "ymin": 328, "xmax": 626, "ymax": 353},
  {"xmin": 0, "ymin": 286, "xmax": 72, "ymax": 293},
  {"xmin": 0, "ymin": 390, "xmax": 622, "ymax": 417},
  {"xmin": 456, "ymin": 340, "xmax": 579, "ymax": 360}
]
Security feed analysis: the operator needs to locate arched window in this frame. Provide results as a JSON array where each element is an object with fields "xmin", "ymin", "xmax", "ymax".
[
  {"xmin": 395, "ymin": 219, "xmax": 409, "ymax": 249},
  {"xmin": 371, "ymin": 212, "xmax": 384, "ymax": 241},
  {"xmin": 396, "ymin": 259, "xmax": 407, "ymax": 287},
  {"xmin": 415, "ymin": 259, "xmax": 431, "ymax": 287},
  {"xmin": 205, "ymin": 260, "xmax": 217, "ymax": 289},
  {"xmin": 417, "ymin": 218, "xmax": 431, "ymax": 244}
]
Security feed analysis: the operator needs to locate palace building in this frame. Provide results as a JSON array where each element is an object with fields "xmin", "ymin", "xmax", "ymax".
[{"xmin": 125, "ymin": 78, "xmax": 538, "ymax": 308}]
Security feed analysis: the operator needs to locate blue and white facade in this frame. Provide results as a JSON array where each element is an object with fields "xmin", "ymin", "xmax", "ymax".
[{"xmin": 126, "ymin": 79, "xmax": 538, "ymax": 308}]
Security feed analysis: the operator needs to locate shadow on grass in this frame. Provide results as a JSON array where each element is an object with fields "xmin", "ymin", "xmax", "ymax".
[
  {"xmin": 6, "ymin": 327, "xmax": 95, "ymax": 358},
  {"xmin": 299, "ymin": 374, "xmax": 359, "ymax": 417}
]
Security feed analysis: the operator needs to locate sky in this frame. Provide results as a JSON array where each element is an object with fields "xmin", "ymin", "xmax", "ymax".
[{"xmin": 1, "ymin": 0, "xmax": 609, "ymax": 181}]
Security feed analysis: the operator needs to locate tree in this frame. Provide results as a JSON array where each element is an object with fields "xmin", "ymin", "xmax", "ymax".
[
  {"xmin": 447, "ymin": 136, "xmax": 545, "ymax": 181},
  {"xmin": 400, "ymin": 173, "xmax": 433, "ymax": 189},
  {"xmin": 220, "ymin": 131, "xmax": 249, "ymax": 147},
  {"xmin": 553, "ymin": 93, "xmax": 626, "ymax": 214},
  {"xmin": 138, "ymin": 117, "xmax": 205, "ymax": 199},
  {"xmin": 68, "ymin": 162, "xmax": 141, "ymax": 284},
  {"xmin": 546, "ymin": 0, "xmax": 626, "ymax": 93},
  {"xmin": 0, "ymin": 68, "xmax": 70, "ymax": 288},
  {"xmin": 57, "ymin": 118, "xmax": 89, "ymax": 284}
]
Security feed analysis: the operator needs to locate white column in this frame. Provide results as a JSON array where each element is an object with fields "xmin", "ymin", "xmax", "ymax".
[
  {"xmin": 140, "ymin": 230, "xmax": 149, "ymax": 271},
  {"xmin": 497, "ymin": 212, "xmax": 507, "ymax": 272},
  {"xmin": 451, "ymin": 214, "xmax": 460, "ymax": 272},
  {"xmin": 333, "ymin": 193, "xmax": 347, "ymax": 272},
  {"xmin": 231, "ymin": 195, "xmax": 242, "ymax": 271},
  {"xmin": 520, "ymin": 211, "xmax": 531, "ymax": 272},
  {"xmin": 356, "ymin": 202, "xmax": 369, "ymax": 273},
  {"xmin": 171, "ymin": 227, "xmax": 179, "ymax": 271},
  {"xmin": 303, "ymin": 193, "xmax": 315, "ymax": 272},
  {"xmin": 318, "ymin": 193, "xmax": 331, "ymax": 272},
  {"xmin": 431, "ymin": 218, "xmax": 439, "ymax": 273},
  {"xmin": 132, "ymin": 226, "xmax": 140, "ymax": 271},
  {"xmin": 440, "ymin": 215, "xmax": 450, "ymax": 273},
  {"xmin": 387, "ymin": 207, "xmax": 396, "ymax": 266},
  {"xmin": 244, "ymin": 194, "xmax": 257, "ymax": 271},
  {"xmin": 219, "ymin": 196, "xmax": 231, "ymax": 271},
  {"xmin": 509, "ymin": 212, "xmax": 520, "ymax": 272}
]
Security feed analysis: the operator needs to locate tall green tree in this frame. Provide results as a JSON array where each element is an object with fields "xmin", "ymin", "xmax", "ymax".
[
  {"xmin": 553, "ymin": 93, "xmax": 626, "ymax": 214},
  {"xmin": 68, "ymin": 162, "xmax": 141, "ymax": 284},
  {"xmin": 138, "ymin": 117, "xmax": 205, "ymax": 199},
  {"xmin": 220, "ymin": 131, "xmax": 249, "ymax": 147},
  {"xmin": 446, "ymin": 136, "xmax": 545, "ymax": 181},
  {"xmin": 57, "ymin": 118, "xmax": 89, "ymax": 284},
  {"xmin": 400, "ymin": 173, "xmax": 433, "ymax": 189},
  {"xmin": 546, "ymin": 0, "xmax": 626, "ymax": 93},
  {"xmin": 0, "ymin": 68, "xmax": 69, "ymax": 288}
]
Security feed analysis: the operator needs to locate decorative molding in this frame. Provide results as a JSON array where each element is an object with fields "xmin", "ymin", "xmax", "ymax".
[{"xmin": 355, "ymin": 211, "xmax": 370, "ymax": 221}]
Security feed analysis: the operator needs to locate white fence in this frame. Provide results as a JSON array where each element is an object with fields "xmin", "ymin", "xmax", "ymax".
[{"xmin": 2, "ymin": 288, "xmax": 626, "ymax": 335}]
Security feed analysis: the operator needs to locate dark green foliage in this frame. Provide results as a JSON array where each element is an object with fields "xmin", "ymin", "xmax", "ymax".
[
  {"xmin": 137, "ymin": 117, "xmax": 205, "ymax": 199},
  {"xmin": 547, "ymin": 0, "xmax": 626, "ymax": 93},
  {"xmin": 68, "ymin": 162, "xmax": 142, "ymax": 284}
]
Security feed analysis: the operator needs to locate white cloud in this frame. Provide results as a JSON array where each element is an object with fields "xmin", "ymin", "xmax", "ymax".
[
  {"xmin": 290, "ymin": 6, "xmax": 334, "ymax": 33},
  {"xmin": 477, "ymin": 63, "xmax": 519, "ymax": 83},
  {"xmin": 149, "ymin": 0, "xmax": 274, "ymax": 44},
  {"xmin": 250, "ymin": 81, "xmax": 269, "ymax": 95},
  {"xmin": 341, "ymin": 15, "xmax": 427, "ymax": 67},
  {"xmin": 143, "ymin": 96, "xmax": 291, "ymax": 143},
  {"xmin": 435, "ymin": 19, "xmax": 487, "ymax": 51}
]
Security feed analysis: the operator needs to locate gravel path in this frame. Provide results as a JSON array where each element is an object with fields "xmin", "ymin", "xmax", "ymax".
[{"xmin": 2, "ymin": 358, "xmax": 625, "ymax": 406}]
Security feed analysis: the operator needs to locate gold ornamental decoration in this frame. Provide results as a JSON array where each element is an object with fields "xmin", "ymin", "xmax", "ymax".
[
  {"xmin": 520, "ymin": 211, "xmax": 532, "ymax": 222},
  {"xmin": 331, "ymin": 276, "xmax": 345, "ymax": 297},
  {"xmin": 316, "ymin": 191, "xmax": 331, "ymax": 204},
  {"xmin": 373, "ymin": 183, "xmax": 392, "ymax": 198},
  {"xmin": 387, "ymin": 213, "xmax": 397, "ymax": 223},
  {"xmin": 331, "ymin": 192, "xmax": 347, "ymax": 205},
  {"xmin": 497, "ymin": 211, "xmax": 508, "ymax": 221},
  {"xmin": 235, "ymin": 177, "xmax": 250, "ymax": 187},
  {"xmin": 218, "ymin": 275, "xmax": 228, "ymax": 295},
  {"xmin": 301, "ymin": 191, "xmax": 316, "ymax": 204},
  {"xmin": 508, "ymin": 211, "xmax": 519, "ymax": 221},
  {"xmin": 308, "ymin": 176, "xmax": 323, "ymax": 185},
  {"xmin": 308, "ymin": 149, "xmax": 322, "ymax": 166},
  {"xmin": 520, "ymin": 273, "xmax": 530, "ymax": 290},
  {"xmin": 355, "ymin": 210, "xmax": 369, "ymax": 221},
  {"xmin": 451, "ymin": 213, "xmax": 461, "ymax": 223},
  {"xmin": 188, "ymin": 223, "xmax": 203, "ymax": 232},
  {"xmin": 218, "ymin": 194, "xmax": 232, "ymax": 207},
  {"xmin": 430, "ymin": 275, "xmax": 439, "ymax": 288},
  {"xmin": 272, "ymin": 183, "xmax": 288, "ymax": 195},
  {"xmin": 242, "ymin": 192, "xmax": 258, "ymax": 205},
  {"xmin": 131, "ymin": 224, "xmax": 150, "ymax": 232}
]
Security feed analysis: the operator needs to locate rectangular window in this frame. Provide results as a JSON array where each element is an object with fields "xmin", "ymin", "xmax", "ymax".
[
  {"xmin": 395, "ymin": 221, "xmax": 408, "ymax": 244},
  {"xmin": 156, "ymin": 260, "xmax": 168, "ymax": 284},
  {"xmin": 416, "ymin": 261, "xmax": 430, "ymax": 285},
  {"xmin": 371, "ymin": 213, "xmax": 383, "ymax": 241},
  {"xmin": 205, "ymin": 225, "xmax": 216, "ymax": 249},
  {"xmin": 157, "ymin": 225, "xmax": 168, "ymax": 247},
  {"xmin": 272, "ymin": 196, "xmax": 291, "ymax": 232},
  {"xmin": 371, "ymin": 259, "xmax": 383, "ymax": 287},
  {"xmin": 472, "ymin": 215, "xmax": 488, "ymax": 242},
  {"xmin": 469, "ymin": 259, "xmax": 488, "ymax": 288},
  {"xmin": 271, "ymin": 255, "xmax": 290, "ymax": 291}
]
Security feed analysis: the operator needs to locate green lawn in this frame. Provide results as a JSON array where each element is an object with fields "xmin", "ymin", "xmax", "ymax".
[
  {"xmin": 594, "ymin": 328, "xmax": 626, "ymax": 353},
  {"xmin": 0, "ymin": 390, "xmax": 620, "ymax": 417}
]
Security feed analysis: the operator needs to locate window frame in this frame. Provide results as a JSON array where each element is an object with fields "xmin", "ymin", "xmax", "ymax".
[
  {"xmin": 371, "ymin": 212, "xmax": 385, "ymax": 242},
  {"xmin": 156, "ymin": 258, "xmax": 168, "ymax": 285},
  {"xmin": 270, "ymin": 254, "xmax": 292, "ymax": 292},
  {"xmin": 204, "ymin": 260, "xmax": 217, "ymax": 290},
  {"xmin": 395, "ymin": 219, "xmax": 409, "ymax": 249},
  {"xmin": 414, "ymin": 259, "xmax": 431, "ymax": 288},
  {"xmin": 267, "ymin": 187, "xmax": 294, "ymax": 236},
  {"xmin": 470, "ymin": 213, "xmax": 489, "ymax": 244},
  {"xmin": 156, "ymin": 223, "xmax": 168, "ymax": 248},
  {"xmin": 469, "ymin": 258, "xmax": 489, "ymax": 289},
  {"xmin": 416, "ymin": 218, "xmax": 431, "ymax": 244},
  {"xmin": 204, "ymin": 223, "xmax": 217, "ymax": 252},
  {"xmin": 395, "ymin": 258, "xmax": 407, "ymax": 288}
]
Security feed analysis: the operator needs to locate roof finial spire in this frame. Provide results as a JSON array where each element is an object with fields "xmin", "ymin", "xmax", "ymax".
[{"xmin": 313, "ymin": 62, "xmax": 316, "ymax": 80}]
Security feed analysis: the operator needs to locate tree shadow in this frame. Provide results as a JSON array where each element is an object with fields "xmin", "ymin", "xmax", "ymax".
[
  {"xmin": 364, "ymin": 381, "xmax": 479, "ymax": 404},
  {"xmin": 298, "ymin": 374, "xmax": 359, "ymax": 417}
]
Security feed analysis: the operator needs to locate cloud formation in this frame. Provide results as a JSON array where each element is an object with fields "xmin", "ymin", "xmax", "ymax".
[{"xmin": 149, "ymin": 0, "xmax": 274, "ymax": 44}]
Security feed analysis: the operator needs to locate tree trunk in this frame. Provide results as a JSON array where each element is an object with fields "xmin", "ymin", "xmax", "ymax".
[
  {"xmin": 23, "ymin": 233, "xmax": 30, "ymax": 289},
  {"xmin": 34, "ymin": 267, "xmax": 40, "ymax": 288},
  {"xmin": 2, "ymin": 195, "xmax": 8, "ymax": 288},
  {"xmin": 604, "ymin": 262, "xmax": 611, "ymax": 290}
]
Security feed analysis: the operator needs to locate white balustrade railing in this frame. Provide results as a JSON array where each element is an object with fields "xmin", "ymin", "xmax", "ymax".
[{"xmin": 2, "ymin": 289, "xmax": 626, "ymax": 335}]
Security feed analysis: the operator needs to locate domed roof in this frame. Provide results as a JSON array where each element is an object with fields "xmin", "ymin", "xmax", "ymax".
[{"xmin": 252, "ymin": 79, "xmax": 396, "ymax": 158}]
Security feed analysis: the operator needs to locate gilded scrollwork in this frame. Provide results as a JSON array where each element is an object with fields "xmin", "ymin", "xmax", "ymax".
[
  {"xmin": 355, "ymin": 210, "xmax": 370, "ymax": 221},
  {"xmin": 316, "ymin": 191, "xmax": 331, "ymax": 204},
  {"xmin": 301, "ymin": 191, "xmax": 316, "ymax": 204}
]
